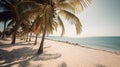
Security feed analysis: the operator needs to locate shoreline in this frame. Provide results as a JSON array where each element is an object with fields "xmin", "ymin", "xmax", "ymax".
[
  {"xmin": 1, "ymin": 37, "xmax": 120, "ymax": 55},
  {"xmin": 46, "ymin": 38, "xmax": 120, "ymax": 55}
]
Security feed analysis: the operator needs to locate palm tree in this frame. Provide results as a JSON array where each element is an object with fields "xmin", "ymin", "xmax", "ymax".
[
  {"xmin": 0, "ymin": 0, "xmax": 43, "ymax": 44},
  {"xmin": 0, "ymin": 11, "xmax": 15, "ymax": 39},
  {"xmin": 36, "ymin": 0, "xmax": 91, "ymax": 54},
  {"xmin": 0, "ymin": 0, "xmax": 91, "ymax": 54},
  {"xmin": 29, "ymin": 32, "xmax": 32, "ymax": 42},
  {"xmin": 17, "ymin": 1, "xmax": 45, "ymax": 45},
  {"xmin": 0, "ymin": 0, "xmax": 23, "ymax": 43},
  {"xmin": 21, "ymin": 0, "xmax": 91, "ymax": 54}
]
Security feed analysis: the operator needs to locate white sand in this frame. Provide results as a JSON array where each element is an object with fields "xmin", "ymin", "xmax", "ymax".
[{"xmin": 0, "ymin": 38, "xmax": 120, "ymax": 67}]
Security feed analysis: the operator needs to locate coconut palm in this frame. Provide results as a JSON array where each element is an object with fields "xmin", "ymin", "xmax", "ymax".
[
  {"xmin": 0, "ymin": 0, "xmax": 43, "ymax": 44},
  {"xmin": 28, "ymin": 32, "xmax": 32, "ymax": 41},
  {"xmin": 11, "ymin": 1, "xmax": 38, "ymax": 44},
  {"xmin": 0, "ymin": 1, "xmax": 15, "ymax": 39},
  {"xmin": 21, "ymin": 0, "xmax": 91, "ymax": 54},
  {"xmin": 1, "ymin": 0, "xmax": 91, "ymax": 54},
  {"xmin": 17, "ymin": 1, "xmax": 45, "ymax": 45},
  {"xmin": 0, "ymin": 0, "xmax": 23, "ymax": 43},
  {"xmin": 36, "ymin": 0, "xmax": 91, "ymax": 54},
  {"xmin": 0, "ymin": 12, "xmax": 12, "ymax": 39},
  {"xmin": 35, "ymin": 5, "xmax": 58, "ymax": 54}
]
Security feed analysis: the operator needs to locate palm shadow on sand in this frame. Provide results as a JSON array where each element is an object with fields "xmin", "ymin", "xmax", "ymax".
[
  {"xmin": 0, "ymin": 40, "xmax": 35, "ymax": 48},
  {"xmin": 58, "ymin": 62, "xmax": 67, "ymax": 67},
  {"xmin": 0, "ymin": 46, "xmax": 61, "ymax": 67}
]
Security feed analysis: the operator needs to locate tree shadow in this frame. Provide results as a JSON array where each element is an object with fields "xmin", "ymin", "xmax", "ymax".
[
  {"xmin": 43, "ymin": 45, "xmax": 51, "ymax": 49},
  {"xmin": 0, "ymin": 38, "xmax": 10, "ymax": 41},
  {"xmin": 58, "ymin": 62, "xmax": 67, "ymax": 67},
  {"xmin": 95, "ymin": 64, "xmax": 106, "ymax": 67},
  {"xmin": 0, "ymin": 46, "xmax": 61, "ymax": 67},
  {"xmin": 0, "ymin": 47, "xmax": 37, "ymax": 64},
  {"xmin": 15, "ymin": 41, "xmax": 35, "ymax": 46},
  {"xmin": 1, "ymin": 55, "xmax": 40, "ymax": 67},
  {"xmin": 33, "ymin": 53, "xmax": 61, "ymax": 61},
  {"xmin": 0, "ymin": 41, "xmax": 34, "ymax": 48}
]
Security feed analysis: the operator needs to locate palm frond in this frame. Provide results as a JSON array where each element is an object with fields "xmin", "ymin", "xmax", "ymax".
[
  {"xmin": 8, "ymin": 0, "xmax": 21, "ymax": 6},
  {"xmin": 69, "ymin": 1, "xmax": 84, "ymax": 13},
  {"xmin": 52, "ymin": 21, "xmax": 58, "ymax": 31},
  {"xmin": 59, "ymin": 10, "xmax": 82, "ymax": 34},
  {"xmin": 80, "ymin": 0, "xmax": 92, "ymax": 8},
  {"xmin": 25, "ymin": 0, "xmax": 48, "ymax": 4},
  {"xmin": 57, "ymin": 16, "xmax": 65, "ymax": 36},
  {"xmin": 56, "ymin": 2, "xmax": 75, "ymax": 14},
  {"xmin": 32, "ymin": 15, "xmax": 45, "ymax": 35},
  {"xmin": 7, "ymin": 19, "xmax": 15, "ymax": 28},
  {"xmin": 32, "ymin": 16, "xmax": 40, "ymax": 34},
  {"xmin": 0, "ymin": 0, "xmax": 13, "ymax": 10},
  {"xmin": 20, "ymin": 20, "xmax": 30, "ymax": 32},
  {"xmin": 45, "ymin": 5, "xmax": 54, "ymax": 34},
  {"xmin": 56, "ymin": 0, "xmax": 92, "ymax": 13},
  {"xmin": 0, "ymin": 11, "xmax": 15, "ymax": 22},
  {"xmin": 16, "ymin": 1, "xmax": 44, "ymax": 14}
]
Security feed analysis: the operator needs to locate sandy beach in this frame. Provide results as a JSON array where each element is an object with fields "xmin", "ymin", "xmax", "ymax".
[{"xmin": 0, "ymin": 38, "xmax": 120, "ymax": 67}]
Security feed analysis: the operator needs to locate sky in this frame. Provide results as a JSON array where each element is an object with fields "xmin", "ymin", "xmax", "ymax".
[
  {"xmin": 0, "ymin": 0, "xmax": 120, "ymax": 37},
  {"xmin": 52, "ymin": 0, "xmax": 120, "ymax": 37},
  {"xmin": 79, "ymin": 0, "xmax": 120, "ymax": 37}
]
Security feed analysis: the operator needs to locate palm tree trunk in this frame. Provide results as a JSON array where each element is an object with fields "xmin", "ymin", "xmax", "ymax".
[
  {"xmin": 34, "ymin": 34, "xmax": 38, "ymax": 45},
  {"xmin": 26, "ymin": 33, "xmax": 29, "ymax": 42},
  {"xmin": 2, "ymin": 22, "xmax": 6, "ymax": 39},
  {"xmin": 37, "ymin": 26, "xmax": 46, "ymax": 54},
  {"xmin": 29, "ymin": 32, "xmax": 32, "ymax": 42},
  {"xmin": 11, "ymin": 28, "xmax": 17, "ymax": 44},
  {"xmin": 11, "ymin": 20, "xmax": 20, "ymax": 44},
  {"xmin": 11, "ymin": 8, "xmax": 20, "ymax": 44}
]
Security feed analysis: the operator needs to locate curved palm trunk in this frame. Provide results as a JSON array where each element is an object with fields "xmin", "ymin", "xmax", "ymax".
[
  {"xmin": 2, "ymin": 22, "xmax": 6, "ymax": 39},
  {"xmin": 37, "ymin": 26, "xmax": 46, "ymax": 54},
  {"xmin": 34, "ymin": 34, "xmax": 38, "ymax": 45}
]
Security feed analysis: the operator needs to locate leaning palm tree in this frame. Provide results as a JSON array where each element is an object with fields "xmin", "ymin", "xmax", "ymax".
[
  {"xmin": 21, "ymin": 0, "xmax": 91, "ymax": 54},
  {"xmin": 19, "ymin": 3, "xmax": 58, "ymax": 54},
  {"xmin": 33, "ymin": 5, "xmax": 58, "ymax": 54},
  {"xmin": 38, "ymin": 0, "xmax": 91, "ymax": 54}
]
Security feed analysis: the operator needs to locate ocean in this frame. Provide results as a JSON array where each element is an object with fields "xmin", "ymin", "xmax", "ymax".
[{"xmin": 46, "ymin": 36, "xmax": 120, "ymax": 52}]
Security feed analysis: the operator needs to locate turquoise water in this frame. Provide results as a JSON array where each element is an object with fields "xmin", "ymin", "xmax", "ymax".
[{"xmin": 46, "ymin": 36, "xmax": 120, "ymax": 52}]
